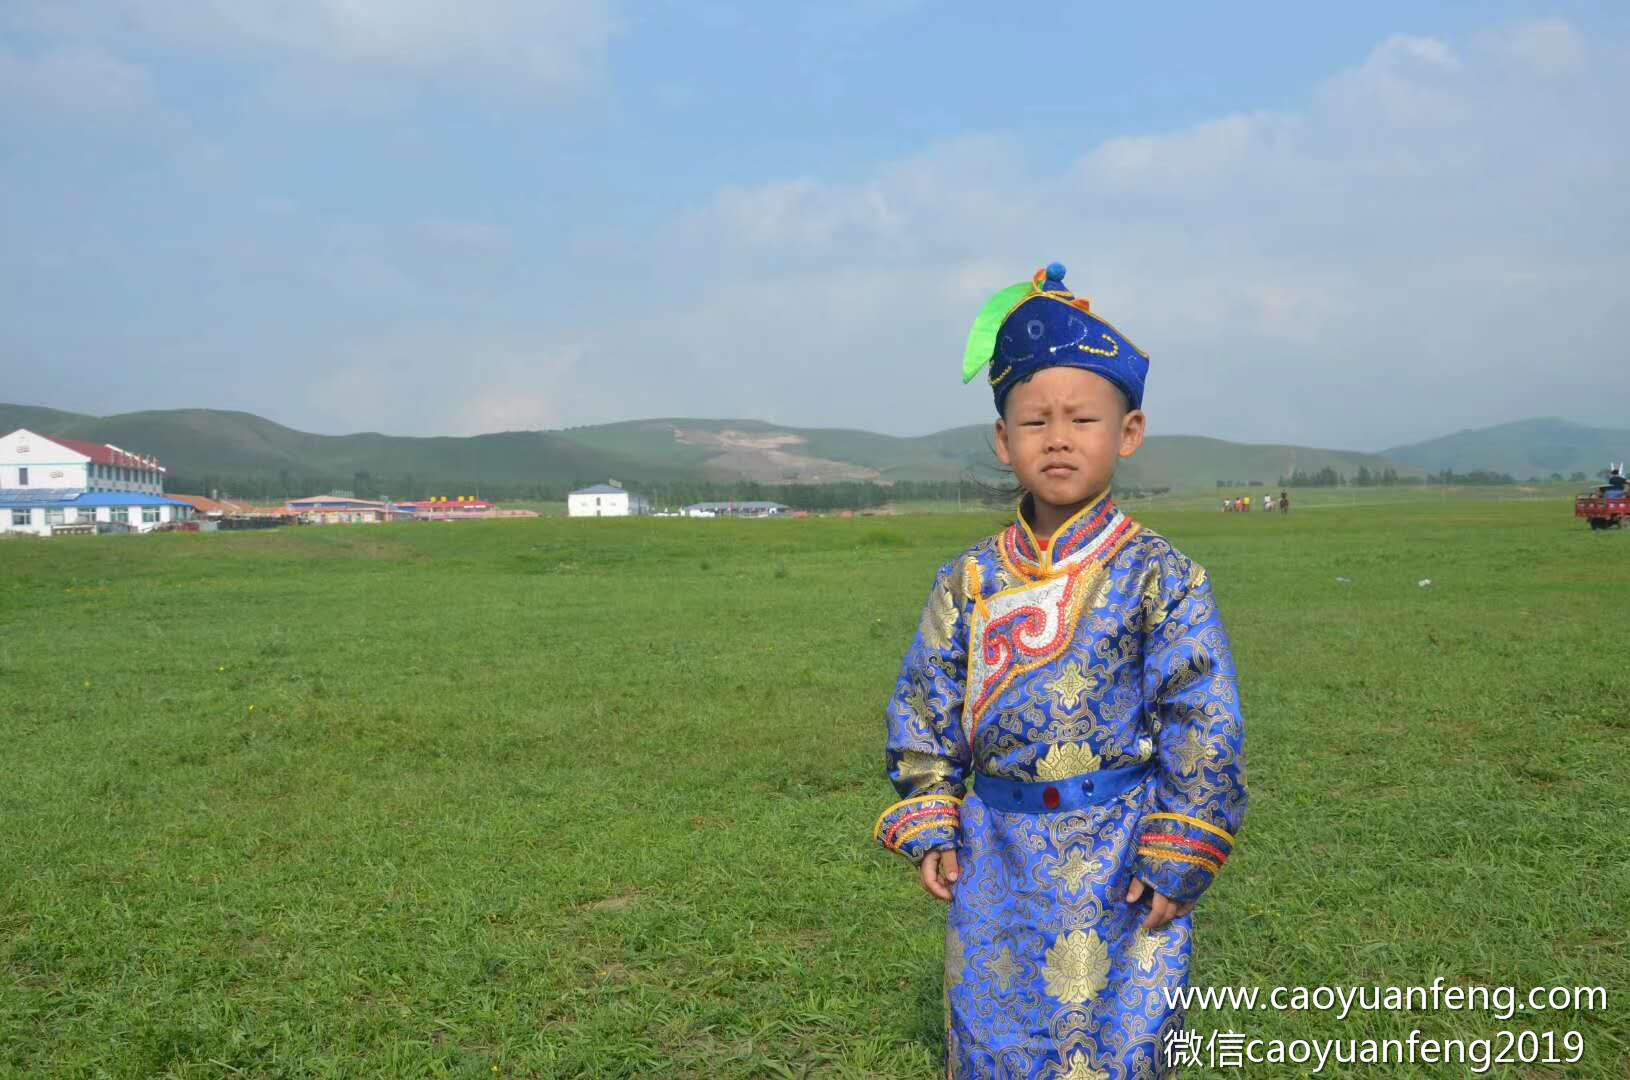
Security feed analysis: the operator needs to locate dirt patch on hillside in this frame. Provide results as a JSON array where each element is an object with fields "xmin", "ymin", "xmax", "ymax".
[{"xmin": 673, "ymin": 427, "xmax": 884, "ymax": 484}]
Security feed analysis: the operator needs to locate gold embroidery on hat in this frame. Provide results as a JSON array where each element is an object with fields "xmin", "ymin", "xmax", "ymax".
[
  {"xmin": 1029, "ymin": 293, "xmax": 1150, "ymax": 359},
  {"xmin": 1076, "ymin": 335, "xmax": 1120, "ymax": 359}
]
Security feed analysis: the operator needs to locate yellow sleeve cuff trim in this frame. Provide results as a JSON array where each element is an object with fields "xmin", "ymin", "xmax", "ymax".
[
  {"xmin": 1138, "ymin": 847, "xmax": 1223, "ymax": 875},
  {"xmin": 892, "ymin": 819, "xmax": 959, "ymax": 849},
  {"xmin": 872, "ymin": 794, "xmax": 963, "ymax": 842},
  {"xmin": 1143, "ymin": 812, "xmax": 1235, "ymax": 846}
]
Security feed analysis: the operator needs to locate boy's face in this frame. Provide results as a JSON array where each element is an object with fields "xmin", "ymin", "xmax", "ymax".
[{"xmin": 994, "ymin": 366, "xmax": 1145, "ymax": 511}]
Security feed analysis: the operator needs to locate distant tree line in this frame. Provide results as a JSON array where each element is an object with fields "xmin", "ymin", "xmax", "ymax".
[
  {"xmin": 165, "ymin": 468, "xmax": 979, "ymax": 511},
  {"xmin": 170, "ymin": 460, "xmax": 1581, "ymax": 505},
  {"xmin": 635, "ymin": 478, "xmax": 971, "ymax": 511},
  {"xmin": 1427, "ymin": 468, "xmax": 1519, "ymax": 485},
  {"xmin": 1276, "ymin": 467, "xmax": 1349, "ymax": 487},
  {"xmin": 1272, "ymin": 465, "xmax": 1526, "ymax": 487}
]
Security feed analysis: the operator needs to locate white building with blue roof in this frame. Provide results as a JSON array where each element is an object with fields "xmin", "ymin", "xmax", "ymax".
[{"xmin": 0, "ymin": 428, "xmax": 194, "ymax": 536}]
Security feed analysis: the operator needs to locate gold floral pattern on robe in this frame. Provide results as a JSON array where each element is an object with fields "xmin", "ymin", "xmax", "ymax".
[
  {"xmin": 1053, "ymin": 1050, "xmax": 1110, "ymax": 1080},
  {"xmin": 1042, "ymin": 929, "xmax": 1112, "ymax": 1004},
  {"xmin": 919, "ymin": 574, "xmax": 960, "ymax": 653},
  {"xmin": 1035, "ymin": 741, "xmax": 1103, "ymax": 781},
  {"xmin": 1043, "ymin": 660, "xmax": 1100, "ymax": 712}
]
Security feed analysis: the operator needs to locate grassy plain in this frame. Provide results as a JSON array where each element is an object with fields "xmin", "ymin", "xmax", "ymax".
[{"xmin": 2, "ymin": 496, "xmax": 1626, "ymax": 1077}]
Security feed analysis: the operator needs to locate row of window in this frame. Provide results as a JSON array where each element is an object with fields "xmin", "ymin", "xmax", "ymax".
[
  {"xmin": 10, "ymin": 507, "xmax": 164, "ymax": 526},
  {"xmin": 13, "ymin": 464, "xmax": 160, "ymax": 487},
  {"xmin": 92, "ymin": 464, "xmax": 160, "ymax": 484}
]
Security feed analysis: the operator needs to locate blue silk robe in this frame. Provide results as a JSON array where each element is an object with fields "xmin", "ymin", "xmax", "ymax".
[{"xmin": 875, "ymin": 495, "xmax": 1247, "ymax": 1080}]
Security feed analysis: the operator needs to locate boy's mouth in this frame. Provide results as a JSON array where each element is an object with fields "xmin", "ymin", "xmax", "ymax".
[{"xmin": 1040, "ymin": 462, "xmax": 1076, "ymax": 477}]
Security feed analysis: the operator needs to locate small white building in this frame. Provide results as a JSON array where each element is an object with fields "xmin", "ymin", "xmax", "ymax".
[
  {"xmin": 682, "ymin": 500, "xmax": 789, "ymax": 518},
  {"xmin": 0, "ymin": 428, "xmax": 166, "ymax": 494},
  {"xmin": 568, "ymin": 482, "xmax": 650, "ymax": 517}
]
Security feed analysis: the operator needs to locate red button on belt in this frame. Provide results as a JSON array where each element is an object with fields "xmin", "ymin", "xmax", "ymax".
[{"xmin": 1042, "ymin": 785, "xmax": 1061, "ymax": 810}]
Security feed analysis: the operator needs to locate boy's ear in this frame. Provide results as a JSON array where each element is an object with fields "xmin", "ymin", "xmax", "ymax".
[
  {"xmin": 1119, "ymin": 409, "xmax": 1146, "ymax": 459},
  {"xmin": 993, "ymin": 418, "xmax": 1012, "ymax": 466}
]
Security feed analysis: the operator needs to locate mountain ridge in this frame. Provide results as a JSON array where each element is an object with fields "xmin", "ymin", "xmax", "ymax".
[
  {"xmin": 1382, "ymin": 417, "xmax": 1628, "ymax": 480},
  {"xmin": 3, "ymin": 402, "xmax": 1616, "ymax": 501}
]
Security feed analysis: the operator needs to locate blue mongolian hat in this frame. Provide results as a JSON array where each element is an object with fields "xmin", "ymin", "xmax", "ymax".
[{"xmin": 962, "ymin": 263, "xmax": 1149, "ymax": 414}]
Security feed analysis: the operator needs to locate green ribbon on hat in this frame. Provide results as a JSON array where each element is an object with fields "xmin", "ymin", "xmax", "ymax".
[{"xmin": 961, "ymin": 281, "xmax": 1037, "ymax": 384}]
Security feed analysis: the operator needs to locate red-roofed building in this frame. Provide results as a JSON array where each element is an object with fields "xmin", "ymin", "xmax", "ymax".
[
  {"xmin": 167, "ymin": 494, "xmax": 254, "ymax": 517},
  {"xmin": 0, "ymin": 428, "xmax": 166, "ymax": 495},
  {"xmin": 284, "ymin": 495, "xmax": 413, "ymax": 524}
]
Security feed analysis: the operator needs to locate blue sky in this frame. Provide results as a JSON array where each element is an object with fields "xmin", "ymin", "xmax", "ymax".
[{"xmin": 2, "ymin": 1, "xmax": 1627, "ymax": 449}]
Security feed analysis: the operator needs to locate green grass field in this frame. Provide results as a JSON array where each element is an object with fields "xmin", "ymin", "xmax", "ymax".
[{"xmin": 2, "ymin": 498, "xmax": 1626, "ymax": 1078}]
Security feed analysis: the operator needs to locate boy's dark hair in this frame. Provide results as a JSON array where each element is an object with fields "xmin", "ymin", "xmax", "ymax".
[{"xmin": 975, "ymin": 435, "xmax": 1024, "ymax": 505}]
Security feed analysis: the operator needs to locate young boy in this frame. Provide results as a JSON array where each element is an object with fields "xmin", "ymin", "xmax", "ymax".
[{"xmin": 874, "ymin": 264, "xmax": 1247, "ymax": 1079}]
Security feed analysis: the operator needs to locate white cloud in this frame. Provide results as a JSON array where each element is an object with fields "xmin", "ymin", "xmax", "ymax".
[
  {"xmin": 304, "ymin": 332, "xmax": 609, "ymax": 435},
  {"xmin": 1484, "ymin": 18, "xmax": 1587, "ymax": 77},
  {"xmin": 6, "ymin": 0, "xmax": 624, "ymax": 98},
  {"xmin": 703, "ymin": 178, "xmax": 904, "ymax": 250},
  {"xmin": 673, "ymin": 133, "xmax": 1035, "ymax": 266},
  {"xmin": 1080, "ymin": 113, "xmax": 1298, "ymax": 194},
  {"xmin": 0, "ymin": 44, "xmax": 159, "ymax": 121},
  {"xmin": 593, "ymin": 19, "xmax": 1628, "ymax": 448},
  {"xmin": 7, "ymin": 15, "xmax": 1623, "ymax": 449}
]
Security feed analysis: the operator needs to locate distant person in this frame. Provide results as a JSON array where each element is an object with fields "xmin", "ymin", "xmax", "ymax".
[
  {"xmin": 1608, "ymin": 463, "xmax": 1627, "ymax": 498},
  {"xmin": 1280, "ymin": 490, "xmax": 1290, "ymax": 513},
  {"xmin": 878, "ymin": 262, "xmax": 1246, "ymax": 1078},
  {"xmin": 1261, "ymin": 493, "xmax": 1273, "ymax": 513}
]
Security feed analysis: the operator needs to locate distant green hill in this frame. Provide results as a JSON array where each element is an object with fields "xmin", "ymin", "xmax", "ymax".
[
  {"xmin": 1383, "ymin": 418, "xmax": 1628, "ymax": 481},
  {"xmin": 1110, "ymin": 434, "xmax": 1411, "ymax": 491},
  {"xmin": 0, "ymin": 403, "xmax": 692, "ymax": 501},
  {"xmin": 553, "ymin": 419, "xmax": 998, "ymax": 485},
  {"xmin": 18, "ymin": 401, "xmax": 1580, "ymax": 504},
  {"xmin": 550, "ymin": 418, "xmax": 1413, "ymax": 492},
  {"xmin": 0, "ymin": 402, "xmax": 87, "ymax": 434}
]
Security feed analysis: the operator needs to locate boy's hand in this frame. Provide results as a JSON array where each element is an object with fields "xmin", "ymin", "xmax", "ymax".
[
  {"xmin": 920, "ymin": 849, "xmax": 960, "ymax": 902},
  {"xmin": 1126, "ymin": 878, "xmax": 1194, "ymax": 930}
]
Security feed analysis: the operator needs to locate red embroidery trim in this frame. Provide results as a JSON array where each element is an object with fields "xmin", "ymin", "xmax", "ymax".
[
  {"xmin": 1002, "ymin": 525, "xmax": 1031, "ymax": 571},
  {"xmin": 1004, "ymin": 499, "xmax": 1118, "ymax": 571},
  {"xmin": 1051, "ymin": 500, "xmax": 1116, "ymax": 564},
  {"xmin": 1140, "ymin": 832, "xmax": 1229, "ymax": 862},
  {"xmin": 975, "ymin": 581, "xmax": 1079, "ymax": 713},
  {"xmin": 885, "ymin": 805, "xmax": 959, "ymax": 846},
  {"xmin": 972, "ymin": 515, "xmax": 1136, "ymax": 719}
]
